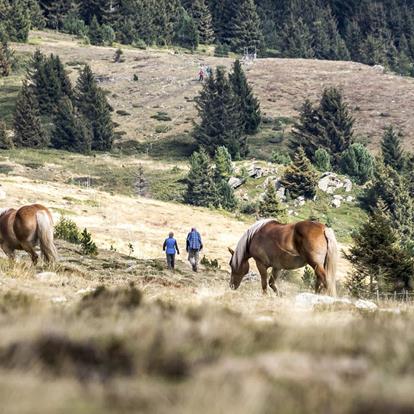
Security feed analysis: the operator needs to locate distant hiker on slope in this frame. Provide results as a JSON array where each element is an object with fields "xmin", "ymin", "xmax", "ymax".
[
  {"xmin": 163, "ymin": 232, "xmax": 180, "ymax": 270},
  {"xmin": 186, "ymin": 227, "xmax": 203, "ymax": 272},
  {"xmin": 198, "ymin": 67, "xmax": 204, "ymax": 82}
]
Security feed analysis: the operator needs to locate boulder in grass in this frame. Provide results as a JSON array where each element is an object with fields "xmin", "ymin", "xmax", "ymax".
[{"xmin": 228, "ymin": 177, "xmax": 245, "ymax": 189}]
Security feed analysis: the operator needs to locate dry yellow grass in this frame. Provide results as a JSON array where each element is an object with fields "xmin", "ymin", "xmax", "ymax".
[{"xmin": 12, "ymin": 30, "xmax": 414, "ymax": 151}]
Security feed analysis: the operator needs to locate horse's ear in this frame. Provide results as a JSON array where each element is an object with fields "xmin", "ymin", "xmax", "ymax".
[{"xmin": 228, "ymin": 247, "xmax": 234, "ymax": 256}]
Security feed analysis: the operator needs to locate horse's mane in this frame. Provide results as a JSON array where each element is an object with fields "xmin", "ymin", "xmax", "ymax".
[{"xmin": 231, "ymin": 219, "xmax": 276, "ymax": 269}]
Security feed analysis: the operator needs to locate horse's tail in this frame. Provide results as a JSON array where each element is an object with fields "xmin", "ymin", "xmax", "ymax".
[
  {"xmin": 36, "ymin": 211, "xmax": 58, "ymax": 263},
  {"xmin": 324, "ymin": 227, "xmax": 338, "ymax": 296}
]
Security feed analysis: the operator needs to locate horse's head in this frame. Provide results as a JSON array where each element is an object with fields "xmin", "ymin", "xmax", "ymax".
[{"xmin": 228, "ymin": 247, "xmax": 249, "ymax": 290}]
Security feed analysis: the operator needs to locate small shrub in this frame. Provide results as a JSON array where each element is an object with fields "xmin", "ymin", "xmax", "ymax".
[
  {"xmin": 79, "ymin": 283, "xmax": 142, "ymax": 315},
  {"xmin": 239, "ymin": 200, "xmax": 258, "ymax": 215},
  {"xmin": 133, "ymin": 39, "xmax": 147, "ymax": 49},
  {"xmin": 101, "ymin": 24, "xmax": 116, "ymax": 45},
  {"xmin": 114, "ymin": 48, "xmax": 124, "ymax": 63},
  {"xmin": 116, "ymin": 109, "xmax": 131, "ymax": 116},
  {"xmin": 54, "ymin": 217, "xmax": 81, "ymax": 244},
  {"xmin": 271, "ymin": 150, "xmax": 291, "ymax": 165},
  {"xmin": 133, "ymin": 73, "xmax": 139, "ymax": 81},
  {"xmin": 214, "ymin": 43, "xmax": 229, "ymax": 57},
  {"xmin": 302, "ymin": 266, "xmax": 315, "ymax": 290},
  {"xmin": 0, "ymin": 291, "xmax": 34, "ymax": 314},
  {"xmin": 155, "ymin": 125, "xmax": 170, "ymax": 134},
  {"xmin": 340, "ymin": 143, "xmax": 374, "ymax": 184},
  {"xmin": 314, "ymin": 148, "xmax": 331, "ymax": 171},
  {"xmin": 80, "ymin": 228, "xmax": 98, "ymax": 256},
  {"xmin": 151, "ymin": 112, "xmax": 172, "ymax": 122},
  {"xmin": 201, "ymin": 256, "xmax": 220, "ymax": 269}
]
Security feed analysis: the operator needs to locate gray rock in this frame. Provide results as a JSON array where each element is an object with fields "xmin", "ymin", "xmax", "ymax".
[
  {"xmin": 344, "ymin": 179, "xmax": 353, "ymax": 192},
  {"xmin": 228, "ymin": 177, "xmax": 245, "ymax": 189},
  {"xmin": 36, "ymin": 272, "xmax": 59, "ymax": 282},
  {"xmin": 332, "ymin": 198, "xmax": 341, "ymax": 208}
]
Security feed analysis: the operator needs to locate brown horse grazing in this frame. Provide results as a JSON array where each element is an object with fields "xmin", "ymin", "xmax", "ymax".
[
  {"xmin": 229, "ymin": 219, "xmax": 337, "ymax": 296},
  {"xmin": 0, "ymin": 204, "xmax": 58, "ymax": 265}
]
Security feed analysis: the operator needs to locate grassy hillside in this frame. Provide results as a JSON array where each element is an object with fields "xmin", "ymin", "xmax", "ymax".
[{"xmin": 6, "ymin": 30, "xmax": 414, "ymax": 154}]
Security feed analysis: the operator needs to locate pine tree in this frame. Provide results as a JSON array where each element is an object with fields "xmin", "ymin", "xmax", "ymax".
[
  {"xmin": 6, "ymin": 0, "xmax": 30, "ymax": 42},
  {"xmin": 381, "ymin": 125, "xmax": 405, "ymax": 172},
  {"xmin": 185, "ymin": 149, "xmax": 218, "ymax": 207},
  {"xmin": 174, "ymin": 8, "xmax": 198, "ymax": 50},
  {"xmin": 214, "ymin": 146, "xmax": 233, "ymax": 180},
  {"xmin": 226, "ymin": 0, "xmax": 264, "ymax": 53},
  {"xmin": 281, "ymin": 16, "xmax": 314, "ymax": 58},
  {"xmin": 280, "ymin": 148, "xmax": 318, "ymax": 199},
  {"xmin": 75, "ymin": 64, "xmax": 114, "ymax": 151},
  {"xmin": 185, "ymin": 0, "xmax": 214, "ymax": 44},
  {"xmin": 80, "ymin": 228, "xmax": 98, "ymax": 256},
  {"xmin": 51, "ymin": 96, "xmax": 92, "ymax": 154},
  {"xmin": 13, "ymin": 80, "xmax": 46, "ymax": 148},
  {"xmin": 193, "ymin": 67, "xmax": 245, "ymax": 159},
  {"xmin": 89, "ymin": 15, "xmax": 103, "ymax": 45},
  {"xmin": 345, "ymin": 201, "xmax": 413, "ymax": 296},
  {"xmin": 291, "ymin": 88, "xmax": 354, "ymax": 165},
  {"xmin": 229, "ymin": 59, "xmax": 261, "ymax": 135},
  {"xmin": 0, "ymin": 120, "xmax": 12, "ymax": 149},
  {"xmin": 340, "ymin": 143, "xmax": 374, "ymax": 184},
  {"xmin": 0, "ymin": 40, "xmax": 13, "ymax": 77},
  {"xmin": 258, "ymin": 182, "xmax": 287, "ymax": 220},
  {"xmin": 314, "ymin": 148, "xmax": 331, "ymax": 171}
]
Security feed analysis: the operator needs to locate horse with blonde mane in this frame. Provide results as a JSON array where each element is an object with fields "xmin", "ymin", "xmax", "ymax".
[
  {"xmin": 0, "ymin": 204, "xmax": 58, "ymax": 265},
  {"xmin": 228, "ymin": 219, "xmax": 337, "ymax": 296}
]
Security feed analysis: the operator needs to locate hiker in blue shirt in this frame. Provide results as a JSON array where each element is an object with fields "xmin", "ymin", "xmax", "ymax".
[
  {"xmin": 186, "ymin": 227, "xmax": 203, "ymax": 272},
  {"xmin": 163, "ymin": 232, "xmax": 180, "ymax": 270}
]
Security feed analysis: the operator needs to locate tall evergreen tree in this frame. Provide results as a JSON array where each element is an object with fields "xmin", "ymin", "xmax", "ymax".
[
  {"xmin": 51, "ymin": 96, "xmax": 91, "ymax": 153},
  {"xmin": 281, "ymin": 16, "xmax": 314, "ymax": 58},
  {"xmin": 185, "ymin": 148, "xmax": 218, "ymax": 207},
  {"xmin": 6, "ymin": 0, "xmax": 30, "ymax": 42},
  {"xmin": 13, "ymin": 80, "xmax": 46, "ymax": 148},
  {"xmin": 214, "ymin": 146, "xmax": 234, "ymax": 180},
  {"xmin": 89, "ymin": 15, "xmax": 103, "ymax": 45},
  {"xmin": 229, "ymin": 59, "xmax": 261, "ymax": 135},
  {"xmin": 345, "ymin": 200, "xmax": 413, "ymax": 296},
  {"xmin": 185, "ymin": 0, "xmax": 215, "ymax": 44},
  {"xmin": 193, "ymin": 67, "xmax": 245, "ymax": 159},
  {"xmin": 75, "ymin": 64, "xmax": 114, "ymax": 151},
  {"xmin": 381, "ymin": 125, "xmax": 405, "ymax": 172},
  {"xmin": 174, "ymin": 8, "xmax": 198, "ymax": 49},
  {"xmin": 290, "ymin": 87, "xmax": 354, "ymax": 165},
  {"xmin": 0, "ymin": 40, "xmax": 13, "ymax": 77},
  {"xmin": 226, "ymin": 0, "xmax": 264, "ymax": 53},
  {"xmin": 280, "ymin": 147, "xmax": 318, "ymax": 199},
  {"xmin": 214, "ymin": 146, "xmax": 237, "ymax": 210},
  {"xmin": 340, "ymin": 143, "xmax": 374, "ymax": 184}
]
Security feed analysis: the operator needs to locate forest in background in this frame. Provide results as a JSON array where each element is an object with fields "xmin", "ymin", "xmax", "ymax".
[{"xmin": 1, "ymin": 0, "xmax": 414, "ymax": 75}]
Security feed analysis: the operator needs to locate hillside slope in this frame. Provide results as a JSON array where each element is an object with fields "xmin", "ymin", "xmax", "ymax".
[{"xmin": 9, "ymin": 30, "xmax": 414, "ymax": 152}]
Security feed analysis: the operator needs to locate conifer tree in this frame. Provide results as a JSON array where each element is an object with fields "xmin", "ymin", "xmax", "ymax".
[
  {"xmin": 314, "ymin": 148, "xmax": 331, "ymax": 171},
  {"xmin": 381, "ymin": 125, "xmax": 405, "ymax": 172},
  {"xmin": 229, "ymin": 59, "xmax": 261, "ymax": 135},
  {"xmin": 290, "ymin": 88, "xmax": 354, "ymax": 165},
  {"xmin": 6, "ymin": 0, "xmax": 30, "ymax": 42},
  {"xmin": 89, "ymin": 15, "xmax": 103, "ymax": 45},
  {"xmin": 75, "ymin": 64, "xmax": 114, "ymax": 151},
  {"xmin": 281, "ymin": 16, "xmax": 314, "ymax": 58},
  {"xmin": 185, "ymin": 149, "xmax": 218, "ymax": 207},
  {"xmin": 51, "ymin": 96, "xmax": 91, "ymax": 154},
  {"xmin": 0, "ymin": 120, "xmax": 12, "ymax": 149},
  {"xmin": 226, "ymin": 0, "xmax": 264, "ymax": 53},
  {"xmin": 185, "ymin": 0, "xmax": 215, "ymax": 44},
  {"xmin": 174, "ymin": 9, "xmax": 198, "ymax": 50},
  {"xmin": 214, "ymin": 146, "xmax": 233, "ymax": 180},
  {"xmin": 280, "ymin": 148, "xmax": 318, "ymax": 199},
  {"xmin": 13, "ymin": 80, "xmax": 46, "ymax": 148},
  {"xmin": 258, "ymin": 182, "xmax": 287, "ymax": 220},
  {"xmin": 340, "ymin": 143, "xmax": 374, "ymax": 184},
  {"xmin": 193, "ymin": 67, "xmax": 245, "ymax": 159},
  {"xmin": 345, "ymin": 201, "xmax": 413, "ymax": 296},
  {"xmin": 0, "ymin": 40, "xmax": 13, "ymax": 77}
]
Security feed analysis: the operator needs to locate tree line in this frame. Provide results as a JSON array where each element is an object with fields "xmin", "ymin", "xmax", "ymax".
[
  {"xmin": 2, "ymin": 0, "xmax": 414, "ymax": 75},
  {"xmin": 0, "ymin": 50, "xmax": 114, "ymax": 152}
]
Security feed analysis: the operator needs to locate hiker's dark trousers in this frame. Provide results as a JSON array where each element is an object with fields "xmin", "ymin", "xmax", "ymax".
[{"xmin": 166, "ymin": 253, "xmax": 176, "ymax": 269}]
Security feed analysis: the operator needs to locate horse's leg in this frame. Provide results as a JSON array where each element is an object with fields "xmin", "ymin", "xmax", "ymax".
[
  {"xmin": 256, "ymin": 261, "xmax": 269, "ymax": 294},
  {"xmin": 269, "ymin": 268, "xmax": 281, "ymax": 296},
  {"xmin": 313, "ymin": 263, "xmax": 328, "ymax": 294},
  {"xmin": 1, "ymin": 243, "xmax": 16, "ymax": 262},
  {"xmin": 20, "ymin": 242, "xmax": 39, "ymax": 266}
]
